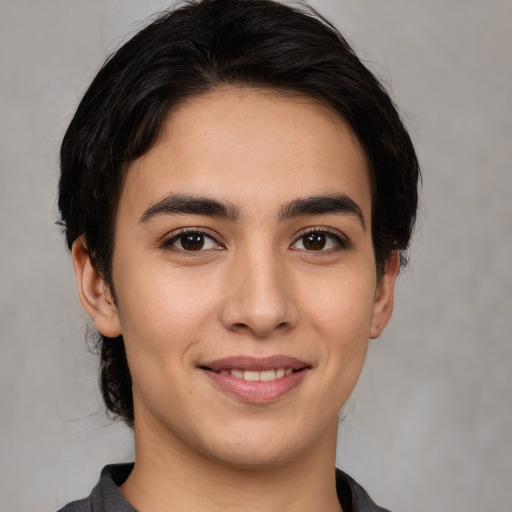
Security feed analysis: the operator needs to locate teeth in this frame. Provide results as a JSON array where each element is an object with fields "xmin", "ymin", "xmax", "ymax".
[
  {"xmin": 231, "ymin": 369, "xmax": 244, "ymax": 379},
  {"xmin": 260, "ymin": 369, "xmax": 276, "ymax": 381},
  {"xmin": 220, "ymin": 368, "xmax": 295, "ymax": 381}
]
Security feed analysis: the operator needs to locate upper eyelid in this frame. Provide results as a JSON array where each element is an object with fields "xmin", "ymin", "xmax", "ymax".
[
  {"xmin": 162, "ymin": 227, "xmax": 224, "ymax": 246},
  {"xmin": 292, "ymin": 226, "xmax": 347, "ymax": 241}
]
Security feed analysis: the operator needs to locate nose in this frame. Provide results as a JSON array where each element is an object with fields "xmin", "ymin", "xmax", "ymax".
[{"xmin": 219, "ymin": 248, "xmax": 299, "ymax": 338}]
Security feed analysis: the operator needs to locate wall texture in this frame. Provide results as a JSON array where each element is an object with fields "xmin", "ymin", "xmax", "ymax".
[{"xmin": 1, "ymin": 1, "xmax": 511, "ymax": 511}]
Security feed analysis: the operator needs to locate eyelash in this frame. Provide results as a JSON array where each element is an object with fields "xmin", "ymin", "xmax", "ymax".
[
  {"xmin": 161, "ymin": 227, "xmax": 350, "ymax": 255},
  {"xmin": 290, "ymin": 227, "xmax": 351, "ymax": 253},
  {"xmin": 162, "ymin": 228, "xmax": 224, "ymax": 255}
]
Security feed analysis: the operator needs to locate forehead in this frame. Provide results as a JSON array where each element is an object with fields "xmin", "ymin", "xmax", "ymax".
[{"xmin": 119, "ymin": 86, "xmax": 372, "ymax": 222}]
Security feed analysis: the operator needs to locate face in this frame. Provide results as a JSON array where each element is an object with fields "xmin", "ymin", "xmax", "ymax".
[{"xmin": 74, "ymin": 87, "xmax": 397, "ymax": 469}]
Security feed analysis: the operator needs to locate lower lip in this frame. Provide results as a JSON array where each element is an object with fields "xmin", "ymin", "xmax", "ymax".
[{"xmin": 202, "ymin": 369, "xmax": 308, "ymax": 402}]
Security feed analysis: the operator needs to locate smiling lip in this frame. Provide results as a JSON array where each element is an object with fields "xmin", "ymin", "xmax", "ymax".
[{"xmin": 200, "ymin": 355, "xmax": 310, "ymax": 402}]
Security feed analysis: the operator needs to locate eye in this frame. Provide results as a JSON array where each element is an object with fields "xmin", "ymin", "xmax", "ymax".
[
  {"xmin": 290, "ymin": 229, "xmax": 348, "ymax": 252},
  {"xmin": 164, "ymin": 229, "xmax": 224, "ymax": 252}
]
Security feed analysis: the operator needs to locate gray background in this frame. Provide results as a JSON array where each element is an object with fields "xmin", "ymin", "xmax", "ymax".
[{"xmin": 1, "ymin": 1, "xmax": 511, "ymax": 510}]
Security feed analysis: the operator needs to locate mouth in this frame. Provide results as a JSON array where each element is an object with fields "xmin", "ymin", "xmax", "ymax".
[{"xmin": 199, "ymin": 355, "xmax": 311, "ymax": 402}]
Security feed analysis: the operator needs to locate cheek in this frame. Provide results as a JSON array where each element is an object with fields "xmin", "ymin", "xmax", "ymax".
[
  {"xmin": 302, "ymin": 267, "xmax": 377, "ymax": 339},
  {"xmin": 113, "ymin": 269, "xmax": 220, "ymax": 417},
  {"xmin": 113, "ymin": 262, "xmax": 220, "ymax": 363},
  {"xmin": 300, "ymin": 267, "xmax": 376, "ymax": 390}
]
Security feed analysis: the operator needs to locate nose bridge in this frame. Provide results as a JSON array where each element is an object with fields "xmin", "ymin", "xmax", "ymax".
[{"xmin": 220, "ymin": 241, "xmax": 297, "ymax": 337}]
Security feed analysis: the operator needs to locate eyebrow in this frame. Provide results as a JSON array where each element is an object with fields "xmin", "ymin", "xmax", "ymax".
[
  {"xmin": 139, "ymin": 192, "xmax": 365, "ymax": 229},
  {"xmin": 139, "ymin": 193, "xmax": 241, "ymax": 223},
  {"xmin": 278, "ymin": 194, "xmax": 366, "ymax": 229}
]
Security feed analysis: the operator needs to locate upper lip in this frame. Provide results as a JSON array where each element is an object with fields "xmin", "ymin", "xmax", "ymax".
[{"xmin": 200, "ymin": 355, "xmax": 310, "ymax": 372}]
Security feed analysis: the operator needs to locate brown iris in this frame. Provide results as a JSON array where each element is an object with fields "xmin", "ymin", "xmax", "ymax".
[
  {"xmin": 303, "ymin": 232, "xmax": 326, "ymax": 250},
  {"xmin": 180, "ymin": 233, "xmax": 205, "ymax": 251}
]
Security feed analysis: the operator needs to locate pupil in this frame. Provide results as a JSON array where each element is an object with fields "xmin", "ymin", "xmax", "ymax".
[
  {"xmin": 181, "ymin": 233, "xmax": 204, "ymax": 251},
  {"xmin": 304, "ymin": 233, "xmax": 326, "ymax": 250}
]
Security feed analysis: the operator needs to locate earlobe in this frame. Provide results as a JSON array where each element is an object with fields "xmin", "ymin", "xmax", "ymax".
[
  {"xmin": 370, "ymin": 251, "xmax": 400, "ymax": 339},
  {"xmin": 71, "ymin": 237, "xmax": 122, "ymax": 338}
]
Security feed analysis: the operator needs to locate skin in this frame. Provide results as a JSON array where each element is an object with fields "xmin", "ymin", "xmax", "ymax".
[{"xmin": 72, "ymin": 87, "xmax": 399, "ymax": 512}]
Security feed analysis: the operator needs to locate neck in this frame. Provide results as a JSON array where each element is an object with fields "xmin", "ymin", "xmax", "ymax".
[{"xmin": 120, "ymin": 414, "xmax": 342, "ymax": 512}]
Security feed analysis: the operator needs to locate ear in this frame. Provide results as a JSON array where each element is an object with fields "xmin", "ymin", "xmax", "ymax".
[
  {"xmin": 71, "ymin": 237, "xmax": 122, "ymax": 338},
  {"xmin": 370, "ymin": 250, "xmax": 400, "ymax": 339}
]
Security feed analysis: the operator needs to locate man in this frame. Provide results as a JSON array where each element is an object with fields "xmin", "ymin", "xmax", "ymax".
[{"xmin": 58, "ymin": 0, "xmax": 420, "ymax": 510}]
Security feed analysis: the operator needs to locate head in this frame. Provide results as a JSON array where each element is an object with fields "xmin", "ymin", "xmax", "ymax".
[{"xmin": 59, "ymin": 0, "xmax": 419, "ymax": 431}]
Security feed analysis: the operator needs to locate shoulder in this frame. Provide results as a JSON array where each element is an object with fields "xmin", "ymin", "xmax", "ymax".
[
  {"xmin": 57, "ymin": 497, "xmax": 94, "ymax": 512},
  {"xmin": 336, "ymin": 468, "xmax": 392, "ymax": 512},
  {"xmin": 57, "ymin": 464, "xmax": 135, "ymax": 512}
]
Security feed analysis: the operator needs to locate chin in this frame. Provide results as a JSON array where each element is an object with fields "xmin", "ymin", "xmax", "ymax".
[
  {"xmin": 198, "ymin": 419, "xmax": 326, "ymax": 471},
  {"xmin": 208, "ymin": 442, "xmax": 300, "ymax": 470}
]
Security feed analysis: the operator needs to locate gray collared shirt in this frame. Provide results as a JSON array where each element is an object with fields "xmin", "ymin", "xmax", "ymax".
[{"xmin": 58, "ymin": 463, "xmax": 391, "ymax": 512}]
